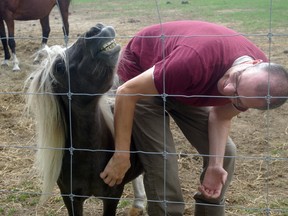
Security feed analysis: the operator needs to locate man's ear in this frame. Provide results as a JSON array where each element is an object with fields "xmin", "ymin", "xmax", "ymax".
[
  {"xmin": 241, "ymin": 59, "xmax": 263, "ymax": 65},
  {"xmin": 252, "ymin": 59, "xmax": 263, "ymax": 65}
]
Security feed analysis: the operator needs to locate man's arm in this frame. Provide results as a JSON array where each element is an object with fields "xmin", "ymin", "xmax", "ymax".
[
  {"xmin": 199, "ymin": 103, "xmax": 240, "ymax": 198},
  {"xmin": 100, "ymin": 66, "xmax": 158, "ymax": 187}
]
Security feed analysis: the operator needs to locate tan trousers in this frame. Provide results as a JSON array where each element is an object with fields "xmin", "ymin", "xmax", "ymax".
[{"xmin": 131, "ymin": 96, "xmax": 236, "ymax": 216}]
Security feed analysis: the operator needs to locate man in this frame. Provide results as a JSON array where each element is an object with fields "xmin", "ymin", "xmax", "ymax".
[{"xmin": 100, "ymin": 20, "xmax": 288, "ymax": 215}]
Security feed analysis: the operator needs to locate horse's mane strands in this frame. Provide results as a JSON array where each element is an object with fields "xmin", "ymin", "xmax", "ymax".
[
  {"xmin": 99, "ymin": 96, "xmax": 114, "ymax": 137},
  {"xmin": 100, "ymin": 74, "xmax": 123, "ymax": 137},
  {"xmin": 26, "ymin": 45, "xmax": 68, "ymax": 203}
]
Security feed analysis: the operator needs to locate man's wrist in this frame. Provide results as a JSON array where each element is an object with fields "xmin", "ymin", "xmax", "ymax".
[
  {"xmin": 208, "ymin": 156, "xmax": 224, "ymax": 167},
  {"xmin": 114, "ymin": 151, "xmax": 130, "ymax": 159}
]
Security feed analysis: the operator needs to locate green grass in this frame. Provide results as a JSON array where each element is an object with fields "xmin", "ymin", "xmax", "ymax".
[
  {"xmin": 72, "ymin": 0, "xmax": 288, "ymax": 32},
  {"xmin": 117, "ymin": 199, "xmax": 132, "ymax": 208}
]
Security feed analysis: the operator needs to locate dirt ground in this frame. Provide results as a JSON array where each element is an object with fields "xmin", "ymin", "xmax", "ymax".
[{"xmin": 0, "ymin": 2, "xmax": 288, "ymax": 216}]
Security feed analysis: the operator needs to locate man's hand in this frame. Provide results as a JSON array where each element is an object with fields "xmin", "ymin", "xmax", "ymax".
[
  {"xmin": 198, "ymin": 165, "xmax": 228, "ymax": 199},
  {"xmin": 100, "ymin": 152, "xmax": 131, "ymax": 187}
]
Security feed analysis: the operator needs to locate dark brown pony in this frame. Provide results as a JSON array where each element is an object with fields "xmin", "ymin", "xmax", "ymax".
[
  {"xmin": 0, "ymin": 0, "xmax": 70, "ymax": 71},
  {"xmin": 26, "ymin": 24, "xmax": 145, "ymax": 216}
]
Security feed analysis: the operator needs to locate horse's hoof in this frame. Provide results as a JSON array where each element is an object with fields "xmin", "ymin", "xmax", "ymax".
[
  {"xmin": 12, "ymin": 65, "xmax": 20, "ymax": 71},
  {"xmin": 129, "ymin": 207, "xmax": 145, "ymax": 216},
  {"xmin": 1, "ymin": 60, "xmax": 9, "ymax": 67},
  {"xmin": 1, "ymin": 64, "xmax": 9, "ymax": 68}
]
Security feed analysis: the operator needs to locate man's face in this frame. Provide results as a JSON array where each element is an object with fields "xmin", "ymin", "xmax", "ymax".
[{"xmin": 217, "ymin": 62, "xmax": 268, "ymax": 110}]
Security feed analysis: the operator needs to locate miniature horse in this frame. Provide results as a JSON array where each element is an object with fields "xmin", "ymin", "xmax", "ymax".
[
  {"xmin": 26, "ymin": 24, "xmax": 145, "ymax": 215},
  {"xmin": 0, "ymin": 0, "xmax": 70, "ymax": 71}
]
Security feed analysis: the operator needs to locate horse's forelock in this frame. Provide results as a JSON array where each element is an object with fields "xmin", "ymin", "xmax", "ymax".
[{"xmin": 28, "ymin": 45, "xmax": 67, "ymax": 92}]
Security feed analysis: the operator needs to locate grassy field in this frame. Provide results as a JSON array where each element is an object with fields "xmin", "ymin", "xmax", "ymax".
[{"xmin": 72, "ymin": 0, "xmax": 288, "ymax": 32}]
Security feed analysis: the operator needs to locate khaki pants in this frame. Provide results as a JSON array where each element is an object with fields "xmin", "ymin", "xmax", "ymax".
[{"xmin": 131, "ymin": 96, "xmax": 236, "ymax": 216}]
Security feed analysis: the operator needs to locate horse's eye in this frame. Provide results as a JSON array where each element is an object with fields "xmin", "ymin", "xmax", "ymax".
[{"xmin": 55, "ymin": 61, "xmax": 66, "ymax": 74}]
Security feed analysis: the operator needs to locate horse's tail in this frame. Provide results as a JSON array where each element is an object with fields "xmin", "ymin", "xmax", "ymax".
[{"xmin": 25, "ymin": 45, "xmax": 67, "ymax": 203}]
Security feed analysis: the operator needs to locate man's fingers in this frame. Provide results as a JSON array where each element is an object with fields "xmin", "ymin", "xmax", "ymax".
[
  {"xmin": 102, "ymin": 174, "xmax": 117, "ymax": 187},
  {"xmin": 100, "ymin": 155, "xmax": 130, "ymax": 187},
  {"xmin": 198, "ymin": 185, "xmax": 222, "ymax": 199},
  {"xmin": 100, "ymin": 170, "xmax": 125, "ymax": 187},
  {"xmin": 116, "ymin": 179, "xmax": 123, "ymax": 185},
  {"xmin": 210, "ymin": 190, "xmax": 221, "ymax": 199},
  {"xmin": 108, "ymin": 179, "xmax": 117, "ymax": 187},
  {"xmin": 103, "ymin": 175, "xmax": 112, "ymax": 184},
  {"xmin": 100, "ymin": 171, "xmax": 107, "ymax": 180}
]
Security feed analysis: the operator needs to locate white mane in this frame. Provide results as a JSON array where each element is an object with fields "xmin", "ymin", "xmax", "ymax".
[{"xmin": 26, "ymin": 45, "xmax": 68, "ymax": 203}]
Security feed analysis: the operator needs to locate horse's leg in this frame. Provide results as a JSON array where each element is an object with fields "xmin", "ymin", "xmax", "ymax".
[
  {"xmin": 58, "ymin": 179, "xmax": 86, "ymax": 216},
  {"xmin": 129, "ymin": 175, "xmax": 146, "ymax": 216},
  {"xmin": 61, "ymin": 195, "xmax": 86, "ymax": 216},
  {"xmin": 102, "ymin": 198, "xmax": 119, "ymax": 216},
  {"xmin": 0, "ymin": 20, "xmax": 11, "ymax": 66},
  {"xmin": 40, "ymin": 15, "xmax": 50, "ymax": 45},
  {"xmin": 33, "ymin": 16, "xmax": 50, "ymax": 64},
  {"xmin": 57, "ymin": 0, "xmax": 70, "ymax": 45},
  {"xmin": 5, "ymin": 20, "xmax": 20, "ymax": 71}
]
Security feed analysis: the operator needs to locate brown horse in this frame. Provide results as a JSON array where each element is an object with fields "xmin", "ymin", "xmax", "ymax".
[
  {"xmin": 0, "ymin": 0, "xmax": 70, "ymax": 71},
  {"xmin": 26, "ymin": 24, "xmax": 145, "ymax": 216}
]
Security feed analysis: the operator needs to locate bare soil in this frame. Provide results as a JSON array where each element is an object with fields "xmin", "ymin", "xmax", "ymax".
[{"xmin": 1, "ymin": 2, "xmax": 288, "ymax": 216}]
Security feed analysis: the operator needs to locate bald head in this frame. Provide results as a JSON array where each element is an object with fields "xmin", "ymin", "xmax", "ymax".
[{"xmin": 254, "ymin": 62, "xmax": 288, "ymax": 110}]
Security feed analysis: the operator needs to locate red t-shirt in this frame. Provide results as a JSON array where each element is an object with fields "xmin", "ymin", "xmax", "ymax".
[{"xmin": 118, "ymin": 20, "xmax": 268, "ymax": 106}]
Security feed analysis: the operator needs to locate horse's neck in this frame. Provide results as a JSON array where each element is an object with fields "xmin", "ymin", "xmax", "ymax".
[{"xmin": 65, "ymin": 101, "xmax": 113, "ymax": 149}]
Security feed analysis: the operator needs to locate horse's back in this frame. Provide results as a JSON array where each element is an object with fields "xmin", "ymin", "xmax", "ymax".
[{"xmin": 2, "ymin": 0, "xmax": 57, "ymax": 20}]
